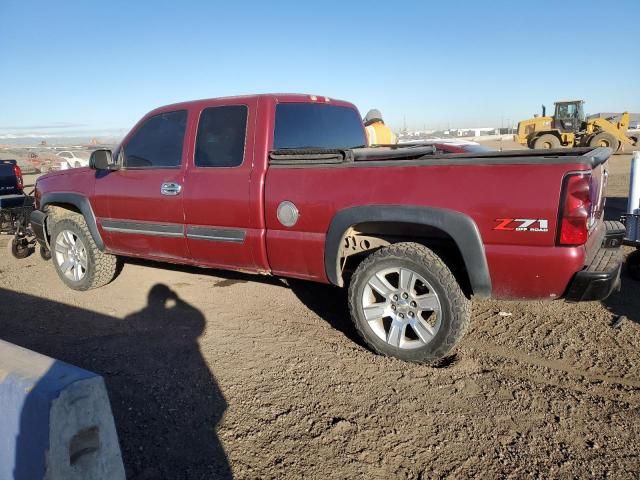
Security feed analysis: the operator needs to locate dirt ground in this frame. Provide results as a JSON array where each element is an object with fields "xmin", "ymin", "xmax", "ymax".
[{"xmin": 1, "ymin": 144, "xmax": 639, "ymax": 479}]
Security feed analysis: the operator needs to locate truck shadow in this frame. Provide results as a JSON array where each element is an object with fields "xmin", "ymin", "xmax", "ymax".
[
  {"xmin": 286, "ymin": 279, "xmax": 366, "ymax": 348},
  {"xmin": 0, "ymin": 286, "xmax": 232, "ymax": 480},
  {"xmin": 603, "ymin": 263, "xmax": 640, "ymax": 325},
  {"xmin": 125, "ymin": 257, "xmax": 366, "ymax": 347},
  {"xmin": 603, "ymin": 196, "xmax": 640, "ymax": 324}
]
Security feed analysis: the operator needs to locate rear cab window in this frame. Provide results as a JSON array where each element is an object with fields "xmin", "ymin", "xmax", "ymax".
[
  {"xmin": 273, "ymin": 103, "xmax": 366, "ymax": 150},
  {"xmin": 195, "ymin": 105, "xmax": 248, "ymax": 168}
]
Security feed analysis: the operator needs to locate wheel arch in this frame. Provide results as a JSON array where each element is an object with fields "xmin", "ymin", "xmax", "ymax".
[
  {"xmin": 325, "ymin": 205, "xmax": 492, "ymax": 298},
  {"xmin": 40, "ymin": 192, "xmax": 105, "ymax": 251}
]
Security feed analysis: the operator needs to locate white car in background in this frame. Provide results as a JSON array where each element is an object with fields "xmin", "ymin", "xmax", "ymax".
[{"xmin": 56, "ymin": 150, "xmax": 90, "ymax": 169}]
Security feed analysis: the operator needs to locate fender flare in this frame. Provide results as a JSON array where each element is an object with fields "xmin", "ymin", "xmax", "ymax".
[
  {"xmin": 325, "ymin": 205, "xmax": 492, "ymax": 298},
  {"xmin": 40, "ymin": 192, "xmax": 105, "ymax": 251}
]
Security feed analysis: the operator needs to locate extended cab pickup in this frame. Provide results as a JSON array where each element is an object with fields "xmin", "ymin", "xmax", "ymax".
[{"xmin": 29, "ymin": 94, "xmax": 624, "ymax": 363}]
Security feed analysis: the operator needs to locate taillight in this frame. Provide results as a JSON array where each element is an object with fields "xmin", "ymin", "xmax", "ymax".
[
  {"xmin": 558, "ymin": 173, "xmax": 592, "ymax": 246},
  {"xmin": 14, "ymin": 165, "xmax": 23, "ymax": 190}
]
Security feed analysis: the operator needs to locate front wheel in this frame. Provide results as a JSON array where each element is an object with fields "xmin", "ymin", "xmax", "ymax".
[
  {"xmin": 348, "ymin": 242, "xmax": 471, "ymax": 364},
  {"xmin": 50, "ymin": 214, "xmax": 121, "ymax": 290},
  {"xmin": 533, "ymin": 134, "xmax": 561, "ymax": 150}
]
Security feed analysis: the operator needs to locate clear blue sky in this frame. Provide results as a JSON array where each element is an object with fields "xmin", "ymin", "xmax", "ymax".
[{"xmin": 1, "ymin": 0, "xmax": 638, "ymax": 135}]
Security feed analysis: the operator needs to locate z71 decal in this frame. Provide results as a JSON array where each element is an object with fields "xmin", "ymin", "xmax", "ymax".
[{"xmin": 494, "ymin": 218, "xmax": 549, "ymax": 232}]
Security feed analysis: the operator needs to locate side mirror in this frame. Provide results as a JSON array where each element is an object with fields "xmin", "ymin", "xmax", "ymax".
[{"xmin": 89, "ymin": 149, "xmax": 116, "ymax": 170}]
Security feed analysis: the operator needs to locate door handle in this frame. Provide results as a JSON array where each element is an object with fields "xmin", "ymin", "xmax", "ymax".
[{"xmin": 160, "ymin": 182, "xmax": 182, "ymax": 196}]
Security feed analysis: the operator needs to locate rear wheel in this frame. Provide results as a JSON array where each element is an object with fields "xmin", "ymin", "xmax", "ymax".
[
  {"xmin": 348, "ymin": 242, "xmax": 471, "ymax": 364},
  {"xmin": 50, "ymin": 213, "xmax": 121, "ymax": 290},
  {"xmin": 589, "ymin": 132, "xmax": 620, "ymax": 152},
  {"xmin": 533, "ymin": 134, "xmax": 560, "ymax": 150},
  {"xmin": 7, "ymin": 236, "xmax": 33, "ymax": 259}
]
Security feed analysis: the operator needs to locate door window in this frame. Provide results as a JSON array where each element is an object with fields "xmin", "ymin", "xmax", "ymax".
[
  {"xmin": 124, "ymin": 110, "xmax": 187, "ymax": 169},
  {"xmin": 195, "ymin": 105, "xmax": 248, "ymax": 168}
]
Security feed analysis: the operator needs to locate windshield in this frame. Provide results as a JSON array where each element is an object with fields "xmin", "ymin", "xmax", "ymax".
[
  {"xmin": 274, "ymin": 103, "xmax": 366, "ymax": 150},
  {"xmin": 556, "ymin": 102, "xmax": 584, "ymax": 121}
]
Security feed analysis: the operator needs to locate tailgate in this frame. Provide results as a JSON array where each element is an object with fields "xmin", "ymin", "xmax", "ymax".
[
  {"xmin": 587, "ymin": 148, "xmax": 609, "ymax": 230},
  {"xmin": 0, "ymin": 160, "xmax": 19, "ymax": 195},
  {"xmin": 580, "ymin": 148, "xmax": 611, "ymax": 261}
]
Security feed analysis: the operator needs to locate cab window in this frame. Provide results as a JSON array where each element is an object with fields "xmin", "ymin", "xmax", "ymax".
[
  {"xmin": 124, "ymin": 110, "xmax": 187, "ymax": 169},
  {"xmin": 274, "ymin": 103, "xmax": 366, "ymax": 150},
  {"xmin": 195, "ymin": 105, "xmax": 248, "ymax": 168}
]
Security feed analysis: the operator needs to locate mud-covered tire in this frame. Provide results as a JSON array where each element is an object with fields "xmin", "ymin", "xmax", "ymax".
[
  {"xmin": 50, "ymin": 213, "xmax": 120, "ymax": 290},
  {"xmin": 589, "ymin": 132, "xmax": 620, "ymax": 152},
  {"xmin": 526, "ymin": 136, "xmax": 536, "ymax": 149},
  {"xmin": 7, "ymin": 236, "xmax": 33, "ymax": 259},
  {"xmin": 533, "ymin": 134, "xmax": 561, "ymax": 150},
  {"xmin": 39, "ymin": 245, "xmax": 52, "ymax": 261},
  {"xmin": 348, "ymin": 242, "xmax": 471, "ymax": 364}
]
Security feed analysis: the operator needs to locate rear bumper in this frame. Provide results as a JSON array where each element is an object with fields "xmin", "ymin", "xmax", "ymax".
[
  {"xmin": 565, "ymin": 221, "xmax": 625, "ymax": 302},
  {"xmin": 29, "ymin": 209, "xmax": 48, "ymax": 248}
]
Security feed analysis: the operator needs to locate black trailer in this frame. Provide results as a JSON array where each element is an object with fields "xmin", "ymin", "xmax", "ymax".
[{"xmin": 0, "ymin": 159, "xmax": 39, "ymax": 258}]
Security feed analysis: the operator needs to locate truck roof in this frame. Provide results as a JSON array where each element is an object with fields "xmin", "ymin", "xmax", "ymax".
[{"xmin": 149, "ymin": 93, "xmax": 358, "ymax": 116}]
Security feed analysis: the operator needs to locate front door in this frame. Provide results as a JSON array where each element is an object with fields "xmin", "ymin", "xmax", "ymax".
[{"xmin": 94, "ymin": 110, "xmax": 189, "ymax": 261}]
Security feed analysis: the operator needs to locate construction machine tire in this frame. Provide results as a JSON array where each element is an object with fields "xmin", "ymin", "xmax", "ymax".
[
  {"xmin": 526, "ymin": 136, "xmax": 536, "ymax": 149},
  {"xmin": 589, "ymin": 132, "xmax": 620, "ymax": 152},
  {"xmin": 533, "ymin": 134, "xmax": 560, "ymax": 150},
  {"xmin": 630, "ymin": 135, "xmax": 639, "ymax": 147}
]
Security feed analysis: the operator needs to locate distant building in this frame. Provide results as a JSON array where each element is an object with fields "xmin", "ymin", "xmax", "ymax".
[{"xmin": 588, "ymin": 112, "xmax": 640, "ymax": 123}]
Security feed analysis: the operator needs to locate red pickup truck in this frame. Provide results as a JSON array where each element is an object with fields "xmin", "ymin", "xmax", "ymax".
[{"xmin": 29, "ymin": 94, "xmax": 624, "ymax": 363}]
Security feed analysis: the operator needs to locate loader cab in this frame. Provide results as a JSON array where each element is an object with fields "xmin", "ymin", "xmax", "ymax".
[{"xmin": 553, "ymin": 100, "xmax": 585, "ymax": 133}]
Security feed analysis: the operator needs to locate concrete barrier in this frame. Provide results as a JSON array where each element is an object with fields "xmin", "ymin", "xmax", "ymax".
[{"xmin": 0, "ymin": 340, "xmax": 125, "ymax": 480}]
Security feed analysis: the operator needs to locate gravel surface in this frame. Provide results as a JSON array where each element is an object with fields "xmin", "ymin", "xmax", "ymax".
[{"xmin": 0, "ymin": 148, "xmax": 639, "ymax": 479}]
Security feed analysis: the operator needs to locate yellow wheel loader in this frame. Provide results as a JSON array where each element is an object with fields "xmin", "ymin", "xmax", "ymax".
[{"xmin": 515, "ymin": 100, "xmax": 639, "ymax": 152}]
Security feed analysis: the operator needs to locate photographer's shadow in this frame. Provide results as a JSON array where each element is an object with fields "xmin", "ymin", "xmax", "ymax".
[{"xmin": 108, "ymin": 283, "xmax": 231, "ymax": 479}]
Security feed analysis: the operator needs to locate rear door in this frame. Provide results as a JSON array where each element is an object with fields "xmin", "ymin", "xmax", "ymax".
[
  {"xmin": 94, "ymin": 110, "xmax": 189, "ymax": 260},
  {"xmin": 182, "ymin": 98, "xmax": 260, "ymax": 270}
]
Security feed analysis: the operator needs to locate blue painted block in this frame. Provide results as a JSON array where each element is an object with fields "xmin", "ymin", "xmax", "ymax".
[{"xmin": 0, "ymin": 340, "xmax": 125, "ymax": 480}]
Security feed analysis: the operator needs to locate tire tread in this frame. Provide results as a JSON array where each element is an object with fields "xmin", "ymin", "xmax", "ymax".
[
  {"xmin": 348, "ymin": 242, "xmax": 471, "ymax": 364},
  {"xmin": 50, "ymin": 212, "xmax": 120, "ymax": 290}
]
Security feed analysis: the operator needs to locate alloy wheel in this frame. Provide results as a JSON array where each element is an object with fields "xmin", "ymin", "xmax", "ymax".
[
  {"xmin": 54, "ymin": 229, "xmax": 88, "ymax": 281},
  {"xmin": 361, "ymin": 266, "xmax": 442, "ymax": 349}
]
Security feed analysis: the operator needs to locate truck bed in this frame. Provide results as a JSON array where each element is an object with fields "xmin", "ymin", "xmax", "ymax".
[
  {"xmin": 269, "ymin": 146, "xmax": 610, "ymax": 168},
  {"xmin": 265, "ymin": 146, "xmax": 610, "ymax": 299}
]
